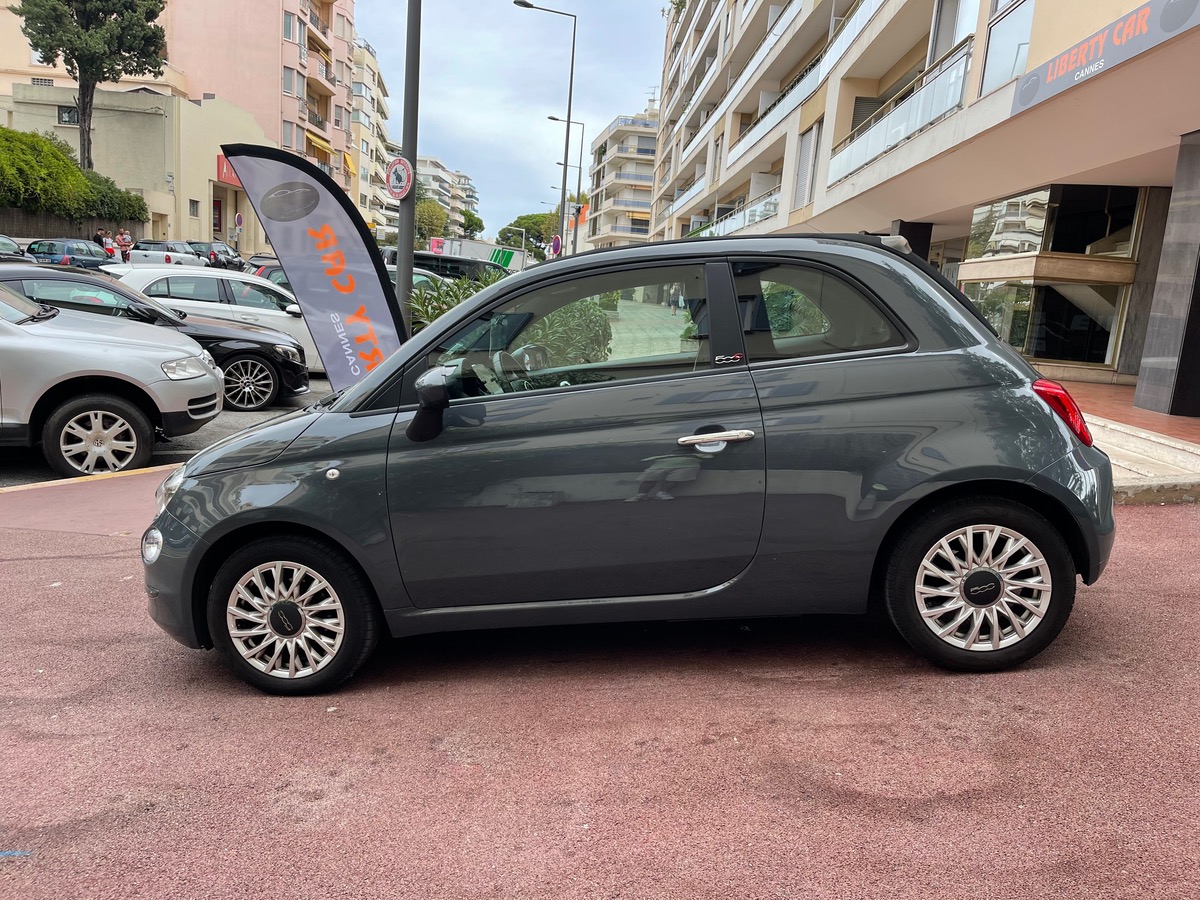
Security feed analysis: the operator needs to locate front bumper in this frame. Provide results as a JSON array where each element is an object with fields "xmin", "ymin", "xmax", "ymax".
[
  {"xmin": 144, "ymin": 509, "xmax": 209, "ymax": 649},
  {"xmin": 278, "ymin": 356, "xmax": 310, "ymax": 398},
  {"xmin": 155, "ymin": 370, "xmax": 224, "ymax": 437}
]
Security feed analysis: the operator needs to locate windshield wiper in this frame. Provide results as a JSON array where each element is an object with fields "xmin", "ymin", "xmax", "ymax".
[{"xmin": 17, "ymin": 303, "xmax": 59, "ymax": 324}]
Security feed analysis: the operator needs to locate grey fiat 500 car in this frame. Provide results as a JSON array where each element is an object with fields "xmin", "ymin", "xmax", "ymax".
[{"xmin": 143, "ymin": 235, "xmax": 1114, "ymax": 694}]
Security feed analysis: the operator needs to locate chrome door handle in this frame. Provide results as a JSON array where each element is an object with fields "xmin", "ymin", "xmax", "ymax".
[
  {"xmin": 238, "ymin": 314, "xmax": 257, "ymax": 322},
  {"xmin": 677, "ymin": 430, "xmax": 755, "ymax": 452}
]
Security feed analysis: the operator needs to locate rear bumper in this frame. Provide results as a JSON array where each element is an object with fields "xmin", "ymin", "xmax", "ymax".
[{"xmin": 1031, "ymin": 444, "xmax": 1116, "ymax": 584}]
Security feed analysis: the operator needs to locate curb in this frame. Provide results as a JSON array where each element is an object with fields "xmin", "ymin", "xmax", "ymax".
[
  {"xmin": 1114, "ymin": 478, "xmax": 1200, "ymax": 506},
  {"xmin": 0, "ymin": 463, "xmax": 178, "ymax": 495}
]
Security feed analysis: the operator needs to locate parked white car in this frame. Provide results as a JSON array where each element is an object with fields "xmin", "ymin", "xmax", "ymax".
[
  {"xmin": 129, "ymin": 240, "xmax": 209, "ymax": 267},
  {"xmin": 102, "ymin": 265, "xmax": 323, "ymax": 373}
]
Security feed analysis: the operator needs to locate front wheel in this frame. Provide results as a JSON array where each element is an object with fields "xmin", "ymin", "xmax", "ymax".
[
  {"xmin": 41, "ymin": 394, "xmax": 153, "ymax": 477},
  {"xmin": 207, "ymin": 537, "xmax": 380, "ymax": 694},
  {"xmin": 884, "ymin": 498, "xmax": 1076, "ymax": 671},
  {"xmin": 222, "ymin": 354, "xmax": 279, "ymax": 411}
]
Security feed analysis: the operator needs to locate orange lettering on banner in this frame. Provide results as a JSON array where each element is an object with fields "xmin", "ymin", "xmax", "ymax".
[
  {"xmin": 332, "ymin": 275, "xmax": 356, "ymax": 294},
  {"xmin": 347, "ymin": 304, "xmax": 383, "ymax": 369},
  {"xmin": 322, "ymin": 249, "xmax": 346, "ymax": 276},
  {"xmin": 307, "ymin": 225, "xmax": 337, "ymax": 250}
]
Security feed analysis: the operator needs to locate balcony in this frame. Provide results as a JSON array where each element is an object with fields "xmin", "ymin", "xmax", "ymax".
[
  {"xmin": 828, "ymin": 37, "xmax": 972, "ymax": 185},
  {"xmin": 606, "ymin": 116, "xmax": 657, "ymax": 136},
  {"xmin": 607, "ymin": 223, "xmax": 651, "ymax": 236},
  {"xmin": 306, "ymin": 104, "xmax": 328, "ymax": 130},
  {"xmin": 613, "ymin": 144, "xmax": 656, "ymax": 157},
  {"xmin": 661, "ymin": 176, "xmax": 707, "ymax": 219},
  {"xmin": 687, "ymin": 187, "xmax": 781, "ymax": 237},
  {"xmin": 608, "ymin": 197, "xmax": 653, "ymax": 211}
]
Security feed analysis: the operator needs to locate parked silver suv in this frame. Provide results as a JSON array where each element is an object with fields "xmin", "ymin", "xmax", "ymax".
[{"xmin": 0, "ymin": 280, "xmax": 223, "ymax": 477}]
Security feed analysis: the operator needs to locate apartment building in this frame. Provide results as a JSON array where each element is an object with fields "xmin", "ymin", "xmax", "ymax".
[
  {"xmin": 653, "ymin": 0, "xmax": 1200, "ymax": 416},
  {"xmin": 417, "ymin": 157, "xmax": 480, "ymax": 238},
  {"xmin": 586, "ymin": 108, "xmax": 659, "ymax": 250},
  {"xmin": 0, "ymin": 0, "xmax": 359, "ymax": 245},
  {"xmin": 350, "ymin": 38, "xmax": 392, "ymax": 232}
]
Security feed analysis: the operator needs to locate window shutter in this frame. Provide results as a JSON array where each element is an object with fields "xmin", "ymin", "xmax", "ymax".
[{"xmin": 793, "ymin": 122, "xmax": 819, "ymax": 209}]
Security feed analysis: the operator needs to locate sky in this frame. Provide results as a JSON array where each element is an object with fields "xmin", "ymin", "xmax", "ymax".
[{"xmin": 354, "ymin": 0, "xmax": 668, "ymax": 240}]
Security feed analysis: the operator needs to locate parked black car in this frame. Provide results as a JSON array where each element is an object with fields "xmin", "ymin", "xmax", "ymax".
[
  {"xmin": 189, "ymin": 241, "xmax": 246, "ymax": 270},
  {"xmin": 251, "ymin": 262, "xmax": 291, "ymax": 293},
  {"xmin": 24, "ymin": 238, "xmax": 110, "ymax": 269},
  {"xmin": 142, "ymin": 234, "xmax": 1115, "ymax": 694},
  {"xmin": 0, "ymin": 265, "xmax": 308, "ymax": 412},
  {"xmin": 380, "ymin": 247, "xmax": 509, "ymax": 280}
]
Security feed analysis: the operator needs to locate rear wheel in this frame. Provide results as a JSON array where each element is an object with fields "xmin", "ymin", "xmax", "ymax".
[
  {"xmin": 884, "ymin": 498, "xmax": 1076, "ymax": 671},
  {"xmin": 222, "ymin": 354, "xmax": 279, "ymax": 411},
  {"xmin": 207, "ymin": 537, "xmax": 380, "ymax": 695},
  {"xmin": 41, "ymin": 394, "xmax": 153, "ymax": 477}
]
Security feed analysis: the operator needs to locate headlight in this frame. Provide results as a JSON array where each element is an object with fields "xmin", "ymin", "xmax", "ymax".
[
  {"xmin": 201, "ymin": 350, "xmax": 217, "ymax": 369},
  {"xmin": 155, "ymin": 465, "xmax": 186, "ymax": 516},
  {"xmin": 273, "ymin": 344, "xmax": 301, "ymax": 364},
  {"xmin": 141, "ymin": 528, "xmax": 163, "ymax": 565},
  {"xmin": 161, "ymin": 356, "xmax": 208, "ymax": 380}
]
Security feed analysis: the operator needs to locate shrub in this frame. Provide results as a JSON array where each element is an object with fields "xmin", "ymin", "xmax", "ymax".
[{"xmin": 408, "ymin": 269, "xmax": 507, "ymax": 332}]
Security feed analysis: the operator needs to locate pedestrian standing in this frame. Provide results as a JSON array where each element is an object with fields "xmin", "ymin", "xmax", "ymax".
[
  {"xmin": 102, "ymin": 231, "xmax": 115, "ymax": 257},
  {"xmin": 116, "ymin": 229, "xmax": 132, "ymax": 263},
  {"xmin": 93, "ymin": 227, "xmax": 105, "ymax": 248}
]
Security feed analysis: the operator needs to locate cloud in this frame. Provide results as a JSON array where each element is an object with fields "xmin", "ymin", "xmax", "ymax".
[{"xmin": 354, "ymin": 0, "xmax": 667, "ymax": 238}]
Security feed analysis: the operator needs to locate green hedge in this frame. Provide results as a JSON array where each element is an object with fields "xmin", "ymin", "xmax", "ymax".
[{"xmin": 0, "ymin": 127, "xmax": 149, "ymax": 222}]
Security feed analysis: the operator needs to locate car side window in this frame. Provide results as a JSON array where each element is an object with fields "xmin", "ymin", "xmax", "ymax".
[
  {"xmin": 731, "ymin": 261, "xmax": 904, "ymax": 362},
  {"xmin": 231, "ymin": 282, "xmax": 292, "ymax": 312},
  {"xmin": 427, "ymin": 264, "xmax": 711, "ymax": 397},
  {"xmin": 266, "ymin": 269, "xmax": 291, "ymax": 290},
  {"xmin": 162, "ymin": 276, "xmax": 221, "ymax": 302},
  {"xmin": 22, "ymin": 279, "xmax": 131, "ymax": 316}
]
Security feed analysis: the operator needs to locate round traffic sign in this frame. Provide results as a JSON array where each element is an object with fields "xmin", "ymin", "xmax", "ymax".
[
  {"xmin": 385, "ymin": 157, "xmax": 414, "ymax": 200},
  {"xmin": 550, "ymin": 234, "xmax": 562, "ymax": 256},
  {"xmin": 235, "ymin": 212, "xmax": 244, "ymax": 227}
]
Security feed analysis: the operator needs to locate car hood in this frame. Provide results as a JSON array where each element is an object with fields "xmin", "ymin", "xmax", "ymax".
[
  {"xmin": 27, "ymin": 308, "xmax": 201, "ymax": 356},
  {"xmin": 187, "ymin": 407, "xmax": 323, "ymax": 477},
  {"xmin": 174, "ymin": 312, "xmax": 297, "ymax": 345}
]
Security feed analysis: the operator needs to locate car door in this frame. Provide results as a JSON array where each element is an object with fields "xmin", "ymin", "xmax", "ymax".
[
  {"xmin": 141, "ymin": 274, "xmax": 226, "ymax": 320},
  {"xmin": 386, "ymin": 260, "xmax": 766, "ymax": 609},
  {"xmin": 224, "ymin": 279, "xmax": 321, "ymax": 370}
]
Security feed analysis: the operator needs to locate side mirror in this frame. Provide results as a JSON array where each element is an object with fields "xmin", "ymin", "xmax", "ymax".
[
  {"xmin": 406, "ymin": 367, "xmax": 451, "ymax": 442},
  {"xmin": 285, "ymin": 303, "xmax": 303, "ymax": 317}
]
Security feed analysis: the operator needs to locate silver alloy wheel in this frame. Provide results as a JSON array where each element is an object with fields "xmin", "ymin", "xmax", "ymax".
[
  {"xmin": 223, "ymin": 358, "xmax": 275, "ymax": 409},
  {"xmin": 226, "ymin": 561, "xmax": 346, "ymax": 679},
  {"xmin": 58, "ymin": 409, "xmax": 140, "ymax": 474},
  {"xmin": 914, "ymin": 524, "xmax": 1053, "ymax": 652}
]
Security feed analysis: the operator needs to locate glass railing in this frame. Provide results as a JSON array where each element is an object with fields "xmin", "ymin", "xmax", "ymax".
[
  {"xmin": 828, "ymin": 37, "xmax": 971, "ymax": 185},
  {"xmin": 687, "ymin": 187, "xmax": 780, "ymax": 237},
  {"xmin": 607, "ymin": 116, "xmax": 657, "ymax": 134},
  {"xmin": 613, "ymin": 172, "xmax": 654, "ymax": 182},
  {"xmin": 611, "ymin": 197, "xmax": 653, "ymax": 209},
  {"xmin": 614, "ymin": 145, "xmax": 657, "ymax": 156},
  {"xmin": 609, "ymin": 224, "xmax": 651, "ymax": 235}
]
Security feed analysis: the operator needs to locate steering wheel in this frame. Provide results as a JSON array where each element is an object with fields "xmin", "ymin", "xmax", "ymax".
[
  {"xmin": 492, "ymin": 351, "xmax": 528, "ymax": 392},
  {"xmin": 512, "ymin": 344, "xmax": 550, "ymax": 371}
]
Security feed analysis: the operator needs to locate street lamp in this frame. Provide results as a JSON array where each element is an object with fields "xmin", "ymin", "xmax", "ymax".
[
  {"xmin": 550, "ymin": 115, "xmax": 585, "ymax": 255},
  {"xmin": 515, "ymin": 1, "xmax": 576, "ymax": 247}
]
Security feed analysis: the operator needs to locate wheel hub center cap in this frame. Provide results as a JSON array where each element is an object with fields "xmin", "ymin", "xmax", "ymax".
[
  {"xmin": 268, "ymin": 601, "xmax": 304, "ymax": 637},
  {"xmin": 962, "ymin": 569, "xmax": 1003, "ymax": 607}
]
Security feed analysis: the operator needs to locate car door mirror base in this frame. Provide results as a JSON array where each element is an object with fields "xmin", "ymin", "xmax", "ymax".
[{"xmin": 285, "ymin": 304, "xmax": 303, "ymax": 317}]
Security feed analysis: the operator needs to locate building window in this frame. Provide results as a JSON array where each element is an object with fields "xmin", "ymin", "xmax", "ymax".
[
  {"xmin": 792, "ymin": 121, "xmax": 820, "ymax": 209},
  {"xmin": 335, "ymin": 14, "xmax": 347, "ymax": 38},
  {"xmin": 980, "ymin": 0, "xmax": 1034, "ymax": 96},
  {"xmin": 931, "ymin": 0, "xmax": 981, "ymax": 61},
  {"xmin": 30, "ymin": 49, "xmax": 52, "ymax": 66},
  {"xmin": 57, "ymin": 105, "xmax": 79, "ymax": 126},
  {"xmin": 283, "ymin": 11, "xmax": 296, "ymax": 41},
  {"xmin": 189, "ymin": 199, "xmax": 200, "ymax": 218},
  {"xmin": 282, "ymin": 66, "xmax": 296, "ymax": 95},
  {"xmin": 31, "ymin": 77, "xmax": 54, "ymax": 87},
  {"xmin": 213, "ymin": 199, "xmax": 223, "ymax": 233},
  {"xmin": 361, "ymin": 139, "xmax": 369, "ymax": 155},
  {"xmin": 360, "ymin": 193, "xmax": 369, "ymax": 206},
  {"xmin": 333, "ymin": 105, "xmax": 344, "ymax": 128},
  {"xmin": 282, "ymin": 121, "xmax": 294, "ymax": 149}
]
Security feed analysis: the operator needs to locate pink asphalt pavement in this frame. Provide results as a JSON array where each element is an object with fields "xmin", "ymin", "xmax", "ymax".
[{"xmin": 1, "ymin": 474, "xmax": 1199, "ymax": 898}]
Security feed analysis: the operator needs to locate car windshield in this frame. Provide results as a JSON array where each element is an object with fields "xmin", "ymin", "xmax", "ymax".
[
  {"xmin": 84, "ymin": 271, "xmax": 186, "ymax": 323},
  {"xmin": 0, "ymin": 236, "xmax": 20, "ymax": 254},
  {"xmin": 190, "ymin": 242, "xmax": 212, "ymax": 251},
  {"xmin": 0, "ymin": 280, "xmax": 43, "ymax": 322}
]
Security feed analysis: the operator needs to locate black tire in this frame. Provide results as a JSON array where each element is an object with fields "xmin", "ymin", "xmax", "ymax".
[
  {"xmin": 41, "ymin": 393, "xmax": 153, "ymax": 478},
  {"xmin": 207, "ymin": 536, "xmax": 380, "ymax": 695},
  {"xmin": 221, "ymin": 354, "xmax": 280, "ymax": 411},
  {"xmin": 884, "ymin": 497, "xmax": 1076, "ymax": 672}
]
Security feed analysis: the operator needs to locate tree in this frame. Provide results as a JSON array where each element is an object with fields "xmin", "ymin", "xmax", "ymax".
[
  {"xmin": 461, "ymin": 209, "xmax": 484, "ymax": 239},
  {"xmin": 498, "ymin": 212, "xmax": 555, "ymax": 262},
  {"xmin": 548, "ymin": 191, "xmax": 590, "ymax": 237},
  {"xmin": 12, "ymin": 0, "xmax": 167, "ymax": 171},
  {"xmin": 414, "ymin": 199, "xmax": 448, "ymax": 247}
]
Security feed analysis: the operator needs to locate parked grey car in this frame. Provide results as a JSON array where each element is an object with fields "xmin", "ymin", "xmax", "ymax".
[
  {"xmin": 0, "ymin": 280, "xmax": 223, "ymax": 476},
  {"xmin": 143, "ymin": 235, "xmax": 1114, "ymax": 693}
]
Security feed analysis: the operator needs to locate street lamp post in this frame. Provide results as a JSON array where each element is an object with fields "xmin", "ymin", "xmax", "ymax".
[
  {"xmin": 515, "ymin": 1, "xmax": 576, "ymax": 247},
  {"xmin": 551, "ymin": 116, "xmax": 585, "ymax": 255}
]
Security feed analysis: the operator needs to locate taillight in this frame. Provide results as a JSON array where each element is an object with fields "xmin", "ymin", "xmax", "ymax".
[
  {"xmin": 165, "ymin": 254, "xmax": 172, "ymax": 264},
  {"xmin": 1032, "ymin": 379, "xmax": 1093, "ymax": 447},
  {"xmin": 254, "ymin": 266, "xmax": 265, "ymax": 276},
  {"xmin": 210, "ymin": 251, "xmax": 217, "ymax": 261},
  {"xmin": 60, "ymin": 255, "xmax": 69, "ymax": 265}
]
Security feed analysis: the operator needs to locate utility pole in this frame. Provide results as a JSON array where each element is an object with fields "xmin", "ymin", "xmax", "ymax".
[{"xmin": 395, "ymin": 0, "xmax": 422, "ymax": 336}]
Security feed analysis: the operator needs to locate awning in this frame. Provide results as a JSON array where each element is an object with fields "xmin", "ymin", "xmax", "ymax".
[
  {"xmin": 343, "ymin": 151, "xmax": 357, "ymax": 176},
  {"xmin": 305, "ymin": 131, "xmax": 335, "ymax": 155}
]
